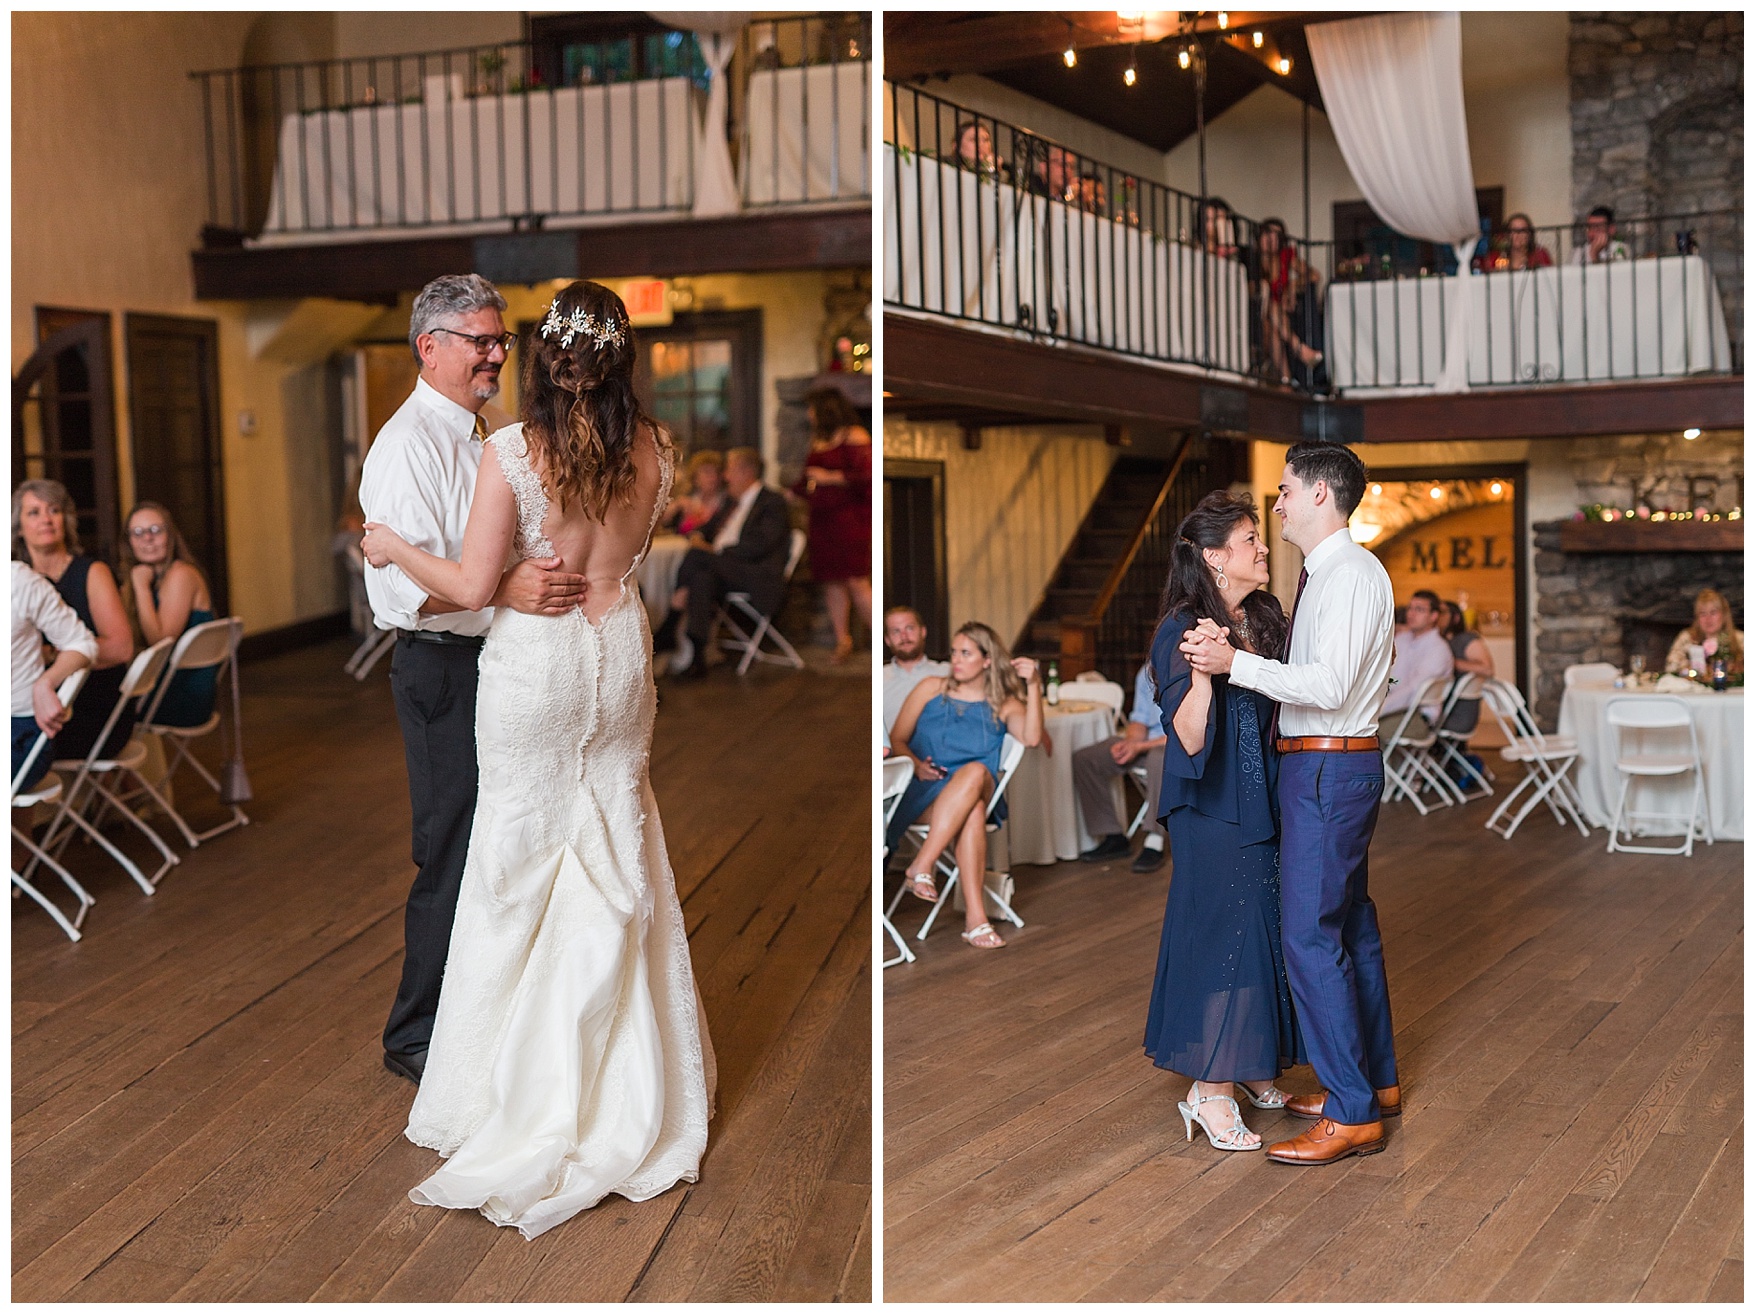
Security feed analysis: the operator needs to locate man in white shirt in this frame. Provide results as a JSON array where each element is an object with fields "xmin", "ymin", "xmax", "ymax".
[
  {"xmin": 360, "ymin": 273, "xmax": 588, "ymax": 1086},
  {"xmin": 881, "ymin": 606, "xmax": 948, "ymax": 742},
  {"xmin": 11, "ymin": 560, "xmax": 98, "ymax": 791},
  {"xmin": 1183, "ymin": 440, "xmax": 1400, "ymax": 1164},
  {"xmin": 1073, "ymin": 661, "xmax": 1171, "ymax": 872},
  {"xmin": 1380, "ymin": 589, "xmax": 1454, "ymax": 741}
]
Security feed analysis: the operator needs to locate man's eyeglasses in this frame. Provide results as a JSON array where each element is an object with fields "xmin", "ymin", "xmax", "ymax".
[{"xmin": 431, "ymin": 328, "xmax": 517, "ymax": 355}]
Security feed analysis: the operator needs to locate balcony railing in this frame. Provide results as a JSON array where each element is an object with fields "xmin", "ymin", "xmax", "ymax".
[
  {"xmin": 884, "ymin": 80, "xmax": 1742, "ymax": 393},
  {"xmin": 193, "ymin": 14, "xmax": 870, "ymax": 242}
]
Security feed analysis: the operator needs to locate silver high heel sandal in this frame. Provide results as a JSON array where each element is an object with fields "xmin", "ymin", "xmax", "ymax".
[
  {"xmin": 1177, "ymin": 1088, "xmax": 1261, "ymax": 1151},
  {"xmin": 1237, "ymin": 1082, "xmax": 1288, "ymax": 1110}
]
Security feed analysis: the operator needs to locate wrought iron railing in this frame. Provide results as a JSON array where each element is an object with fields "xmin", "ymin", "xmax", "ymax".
[
  {"xmin": 884, "ymin": 81, "xmax": 1742, "ymax": 394},
  {"xmin": 193, "ymin": 15, "xmax": 870, "ymax": 240}
]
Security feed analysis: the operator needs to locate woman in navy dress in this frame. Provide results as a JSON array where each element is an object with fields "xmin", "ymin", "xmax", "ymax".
[
  {"xmin": 122, "ymin": 503, "xmax": 219, "ymax": 728},
  {"xmin": 886, "ymin": 621, "xmax": 1043, "ymax": 949},
  {"xmin": 1145, "ymin": 492, "xmax": 1304, "ymax": 1151}
]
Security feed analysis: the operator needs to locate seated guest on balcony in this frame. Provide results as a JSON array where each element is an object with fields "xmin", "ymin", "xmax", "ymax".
[
  {"xmin": 1022, "ymin": 142, "xmax": 1077, "ymax": 202},
  {"xmin": 1074, "ymin": 661, "xmax": 1170, "ymax": 873},
  {"xmin": 1664, "ymin": 587, "xmax": 1743, "ymax": 676},
  {"xmin": 954, "ymin": 120, "xmax": 1005, "ymax": 180},
  {"xmin": 796, "ymin": 388, "xmax": 872, "ymax": 664},
  {"xmin": 11, "ymin": 560, "xmax": 97, "ymax": 791},
  {"xmin": 1379, "ymin": 589, "xmax": 1453, "ymax": 742},
  {"xmin": 1075, "ymin": 170, "xmax": 1108, "ymax": 216},
  {"xmin": 1502, "ymin": 214, "xmax": 1553, "ymax": 270},
  {"xmin": 882, "ymin": 606, "xmax": 949, "ymax": 745},
  {"xmin": 1571, "ymin": 205, "xmax": 1630, "ymax": 265},
  {"xmin": 887, "ymin": 622, "xmax": 1043, "ymax": 950},
  {"xmin": 122, "ymin": 502, "xmax": 219, "ymax": 727},
  {"xmin": 1198, "ymin": 197, "xmax": 1239, "ymax": 259},
  {"xmin": 13, "ymin": 479, "xmax": 135, "ymax": 761},
  {"xmin": 662, "ymin": 449, "xmax": 731, "ymax": 538},
  {"xmin": 655, "ymin": 447, "xmax": 790, "ymax": 679},
  {"xmin": 1253, "ymin": 219, "xmax": 1323, "ymax": 386}
]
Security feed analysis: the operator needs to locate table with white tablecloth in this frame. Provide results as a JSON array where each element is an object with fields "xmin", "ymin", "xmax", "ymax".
[
  {"xmin": 883, "ymin": 144, "xmax": 1250, "ymax": 371},
  {"xmin": 1556, "ymin": 682, "xmax": 1743, "ymax": 841},
  {"xmin": 263, "ymin": 78, "xmax": 697, "ymax": 233},
  {"xmin": 635, "ymin": 533, "xmax": 691, "ymax": 629},
  {"xmin": 1001, "ymin": 701, "xmax": 1126, "ymax": 867},
  {"xmin": 743, "ymin": 64, "xmax": 869, "ymax": 205},
  {"xmin": 1327, "ymin": 255, "xmax": 1733, "ymax": 390}
]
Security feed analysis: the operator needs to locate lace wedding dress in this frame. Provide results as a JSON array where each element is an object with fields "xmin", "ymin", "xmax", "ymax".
[{"xmin": 405, "ymin": 424, "xmax": 715, "ymax": 1239}]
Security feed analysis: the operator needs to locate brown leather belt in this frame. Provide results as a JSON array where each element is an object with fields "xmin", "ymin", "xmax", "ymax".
[{"xmin": 1275, "ymin": 735, "xmax": 1380, "ymax": 754}]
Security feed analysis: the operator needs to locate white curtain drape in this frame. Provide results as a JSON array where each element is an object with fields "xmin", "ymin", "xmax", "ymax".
[
  {"xmin": 651, "ymin": 12, "xmax": 747, "ymax": 217},
  {"xmin": 1307, "ymin": 12, "xmax": 1480, "ymax": 393}
]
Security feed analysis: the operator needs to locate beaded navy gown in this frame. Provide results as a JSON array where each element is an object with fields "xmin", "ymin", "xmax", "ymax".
[{"xmin": 1143, "ymin": 609, "xmax": 1305, "ymax": 1084}]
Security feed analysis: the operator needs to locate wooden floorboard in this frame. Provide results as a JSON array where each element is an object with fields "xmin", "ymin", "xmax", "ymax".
[
  {"xmin": 883, "ymin": 790, "xmax": 1743, "ymax": 1302},
  {"xmin": 13, "ymin": 638, "xmax": 870, "ymax": 1302}
]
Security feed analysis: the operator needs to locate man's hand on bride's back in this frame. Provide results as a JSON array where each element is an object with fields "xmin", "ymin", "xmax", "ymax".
[{"xmin": 497, "ymin": 557, "xmax": 590, "ymax": 615}]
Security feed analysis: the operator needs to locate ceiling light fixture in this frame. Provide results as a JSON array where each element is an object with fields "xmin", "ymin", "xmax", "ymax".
[
  {"xmin": 1064, "ymin": 18, "xmax": 1078, "ymax": 67},
  {"xmin": 1370, "ymin": 483, "xmax": 1383, "ymax": 496},
  {"xmin": 1217, "ymin": 11, "xmax": 1229, "ymax": 28},
  {"xmin": 1683, "ymin": 427, "xmax": 1702, "ymax": 439},
  {"xmin": 1429, "ymin": 485, "xmax": 1444, "ymax": 500},
  {"xmin": 1125, "ymin": 56, "xmax": 1138, "ymax": 86},
  {"xmin": 1252, "ymin": 30, "xmax": 1263, "ymax": 48},
  {"xmin": 1490, "ymin": 480, "xmax": 1504, "ymax": 496},
  {"xmin": 1178, "ymin": 45, "xmax": 1190, "ymax": 69},
  {"xmin": 1277, "ymin": 56, "xmax": 1292, "ymax": 74}
]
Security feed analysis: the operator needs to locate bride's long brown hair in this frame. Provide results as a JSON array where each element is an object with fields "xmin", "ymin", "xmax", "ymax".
[{"xmin": 521, "ymin": 280, "xmax": 665, "ymax": 521}]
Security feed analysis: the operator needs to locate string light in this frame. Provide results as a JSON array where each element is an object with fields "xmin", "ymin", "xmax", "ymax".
[
  {"xmin": 1683, "ymin": 427, "xmax": 1701, "ymax": 439},
  {"xmin": 1489, "ymin": 480, "xmax": 1504, "ymax": 496},
  {"xmin": 1124, "ymin": 57, "xmax": 1137, "ymax": 86},
  {"xmin": 1370, "ymin": 483, "xmax": 1382, "ymax": 496},
  {"xmin": 1064, "ymin": 17, "xmax": 1077, "ymax": 67},
  {"xmin": 1217, "ymin": 11, "xmax": 1229, "ymax": 28},
  {"xmin": 1276, "ymin": 56, "xmax": 1292, "ymax": 74},
  {"xmin": 1177, "ymin": 46, "xmax": 1190, "ymax": 69},
  {"xmin": 1252, "ymin": 30, "xmax": 1263, "ymax": 47},
  {"xmin": 1429, "ymin": 485, "xmax": 1444, "ymax": 500}
]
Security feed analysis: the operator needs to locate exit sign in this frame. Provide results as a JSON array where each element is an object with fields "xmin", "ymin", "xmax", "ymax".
[{"xmin": 618, "ymin": 278, "xmax": 671, "ymax": 326}]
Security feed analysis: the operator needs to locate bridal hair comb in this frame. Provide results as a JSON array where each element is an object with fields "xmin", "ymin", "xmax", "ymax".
[{"xmin": 539, "ymin": 302, "xmax": 626, "ymax": 351}]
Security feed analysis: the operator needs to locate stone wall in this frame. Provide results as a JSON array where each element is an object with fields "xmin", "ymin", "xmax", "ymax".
[
  {"xmin": 1569, "ymin": 12, "xmax": 1744, "ymax": 343},
  {"xmin": 1532, "ymin": 522, "xmax": 1742, "ymax": 726}
]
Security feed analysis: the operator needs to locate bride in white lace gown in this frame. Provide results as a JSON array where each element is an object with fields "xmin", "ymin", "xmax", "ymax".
[{"xmin": 362, "ymin": 281, "xmax": 714, "ymax": 1239}]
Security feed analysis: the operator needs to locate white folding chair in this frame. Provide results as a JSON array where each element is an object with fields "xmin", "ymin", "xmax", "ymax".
[
  {"xmin": 1381, "ymin": 678, "xmax": 1459, "ymax": 813},
  {"xmin": 344, "ymin": 628, "xmax": 396, "ymax": 680},
  {"xmin": 1068, "ymin": 679, "xmax": 1126, "ymax": 726},
  {"xmin": 34, "ymin": 638, "xmax": 182, "ymax": 894},
  {"xmin": 881, "ymin": 756, "xmax": 916, "ymax": 967},
  {"xmin": 1603, "ymin": 696, "xmax": 1711, "ymax": 857},
  {"xmin": 886, "ymin": 734, "xmax": 1028, "ymax": 943},
  {"xmin": 136, "ymin": 617, "xmax": 250, "ymax": 846},
  {"xmin": 11, "ymin": 671, "xmax": 96, "ymax": 941},
  {"xmin": 1564, "ymin": 662, "xmax": 1621, "ymax": 689},
  {"xmin": 1480, "ymin": 679, "xmax": 1590, "ymax": 839},
  {"xmin": 1430, "ymin": 673, "xmax": 1493, "ymax": 802},
  {"xmin": 717, "ymin": 529, "xmax": 807, "ymax": 675}
]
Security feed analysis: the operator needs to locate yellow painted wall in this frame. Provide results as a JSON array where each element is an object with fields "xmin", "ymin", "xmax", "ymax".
[
  {"xmin": 1374, "ymin": 498, "xmax": 1517, "ymax": 621},
  {"xmin": 882, "ymin": 421, "xmax": 1117, "ymax": 649}
]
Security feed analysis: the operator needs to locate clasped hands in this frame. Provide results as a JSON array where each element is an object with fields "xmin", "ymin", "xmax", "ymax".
[
  {"xmin": 361, "ymin": 523, "xmax": 588, "ymax": 616},
  {"xmin": 1179, "ymin": 617, "xmax": 1237, "ymax": 676}
]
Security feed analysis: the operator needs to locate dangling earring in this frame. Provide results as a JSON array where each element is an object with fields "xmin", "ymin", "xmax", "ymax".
[{"xmin": 1215, "ymin": 569, "xmax": 1229, "ymax": 590}]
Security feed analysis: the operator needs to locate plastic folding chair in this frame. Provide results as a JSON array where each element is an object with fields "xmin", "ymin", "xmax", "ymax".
[
  {"xmin": 1430, "ymin": 673, "xmax": 1493, "ymax": 802},
  {"xmin": 1603, "ymin": 696, "xmax": 1711, "ymax": 857},
  {"xmin": 1066, "ymin": 679, "xmax": 1126, "ymax": 726},
  {"xmin": 1480, "ymin": 679, "xmax": 1590, "ymax": 839},
  {"xmin": 1381, "ymin": 678, "xmax": 1459, "ymax": 813},
  {"xmin": 1564, "ymin": 662, "xmax": 1621, "ymax": 689},
  {"xmin": 881, "ymin": 756, "xmax": 915, "ymax": 967},
  {"xmin": 344, "ymin": 628, "xmax": 397, "ymax": 681},
  {"xmin": 717, "ymin": 529, "xmax": 808, "ymax": 675},
  {"xmin": 886, "ymin": 734, "xmax": 1027, "ymax": 943},
  {"xmin": 34, "ymin": 638, "xmax": 182, "ymax": 894},
  {"xmin": 11, "ymin": 671, "xmax": 96, "ymax": 940},
  {"xmin": 136, "ymin": 617, "xmax": 250, "ymax": 847}
]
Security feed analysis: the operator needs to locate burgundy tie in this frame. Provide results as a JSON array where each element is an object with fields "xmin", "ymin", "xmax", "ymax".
[{"xmin": 1268, "ymin": 566, "xmax": 1309, "ymax": 746}]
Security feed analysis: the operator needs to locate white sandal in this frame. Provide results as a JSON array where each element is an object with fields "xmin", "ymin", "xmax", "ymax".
[
  {"xmin": 1237, "ymin": 1081, "xmax": 1288, "ymax": 1110},
  {"xmin": 1178, "ymin": 1088, "xmax": 1260, "ymax": 1151},
  {"xmin": 960, "ymin": 921, "xmax": 1005, "ymax": 949}
]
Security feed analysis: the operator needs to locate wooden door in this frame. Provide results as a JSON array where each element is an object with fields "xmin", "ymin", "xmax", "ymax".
[
  {"xmin": 13, "ymin": 310, "xmax": 120, "ymax": 563},
  {"xmin": 125, "ymin": 314, "xmax": 229, "ymax": 613},
  {"xmin": 882, "ymin": 457, "xmax": 949, "ymax": 660}
]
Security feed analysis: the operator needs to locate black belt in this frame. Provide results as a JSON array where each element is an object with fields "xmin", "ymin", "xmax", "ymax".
[{"xmin": 398, "ymin": 629, "xmax": 485, "ymax": 650}]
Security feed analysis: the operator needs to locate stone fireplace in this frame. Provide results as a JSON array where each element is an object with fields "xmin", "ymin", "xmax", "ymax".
[{"xmin": 1532, "ymin": 521, "xmax": 1742, "ymax": 727}]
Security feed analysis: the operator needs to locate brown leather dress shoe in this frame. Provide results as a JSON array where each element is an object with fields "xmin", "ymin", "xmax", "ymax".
[
  {"xmin": 1285, "ymin": 1083, "xmax": 1401, "ymax": 1120},
  {"xmin": 1266, "ymin": 1117, "xmax": 1385, "ymax": 1165}
]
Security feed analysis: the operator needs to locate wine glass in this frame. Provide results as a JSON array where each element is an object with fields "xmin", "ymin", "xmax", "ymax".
[{"xmin": 1628, "ymin": 652, "xmax": 1647, "ymax": 681}]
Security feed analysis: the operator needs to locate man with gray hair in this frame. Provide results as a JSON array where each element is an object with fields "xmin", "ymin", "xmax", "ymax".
[{"xmin": 361, "ymin": 273, "xmax": 588, "ymax": 1086}]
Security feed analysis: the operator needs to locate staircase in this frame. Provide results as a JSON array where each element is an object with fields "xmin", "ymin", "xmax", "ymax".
[{"xmin": 1016, "ymin": 438, "xmax": 1246, "ymax": 681}]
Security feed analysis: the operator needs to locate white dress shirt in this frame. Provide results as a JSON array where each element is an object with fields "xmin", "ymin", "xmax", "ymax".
[
  {"xmin": 1382, "ymin": 626, "xmax": 1454, "ymax": 718},
  {"xmin": 12, "ymin": 561, "xmax": 98, "ymax": 716},
  {"xmin": 359, "ymin": 377, "xmax": 492, "ymax": 636},
  {"xmin": 1227, "ymin": 527, "xmax": 1394, "ymax": 738},
  {"xmin": 713, "ymin": 482, "xmax": 764, "ymax": 551},
  {"xmin": 882, "ymin": 656, "xmax": 950, "ymax": 736}
]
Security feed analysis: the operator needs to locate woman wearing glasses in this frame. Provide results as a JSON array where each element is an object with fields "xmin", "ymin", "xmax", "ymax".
[
  {"xmin": 11, "ymin": 478, "xmax": 135, "ymax": 760},
  {"xmin": 121, "ymin": 501, "xmax": 218, "ymax": 727}
]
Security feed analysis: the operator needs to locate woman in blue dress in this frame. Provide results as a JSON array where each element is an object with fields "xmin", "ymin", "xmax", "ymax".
[
  {"xmin": 122, "ymin": 502, "xmax": 219, "ymax": 727},
  {"xmin": 886, "ymin": 621, "xmax": 1043, "ymax": 949},
  {"xmin": 1145, "ymin": 491, "xmax": 1305, "ymax": 1151}
]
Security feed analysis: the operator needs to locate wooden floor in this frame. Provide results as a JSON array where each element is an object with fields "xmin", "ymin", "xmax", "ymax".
[
  {"xmin": 14, "ymin": 638, "xmax": 871, "ymax": 1302},
  {"xmin": 884, "ymin": 794, "xmax": 1742, "ymax": 1302}
]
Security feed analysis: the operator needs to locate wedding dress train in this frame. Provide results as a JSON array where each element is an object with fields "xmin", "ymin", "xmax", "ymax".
[{"xmin": 405, "ymin": 424, "xmax": 715, "ymax": 1239}]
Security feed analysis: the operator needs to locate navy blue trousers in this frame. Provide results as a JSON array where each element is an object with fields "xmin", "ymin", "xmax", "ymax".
[{"xmin": 1277, "ymin": 749, "xmax": 1398, "ymax": 1125}]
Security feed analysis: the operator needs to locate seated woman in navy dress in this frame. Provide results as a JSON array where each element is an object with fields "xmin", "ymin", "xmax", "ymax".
[
  {"xmin": 1144, "ymin": 492, "xmax": 1305, "ymax": 1151},
  {"xmin": 886, "ymin": 621, "xmax": 1043, "ymax": 949},
  {"xmin": 123, "ymin": 503, "xmax": 219, "ymax": 728}
]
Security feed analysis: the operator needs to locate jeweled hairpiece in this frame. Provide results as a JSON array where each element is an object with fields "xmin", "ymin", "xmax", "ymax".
[{"xmin": 538, "ymin": 301, "xmax": 625, "ymax": 351}]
